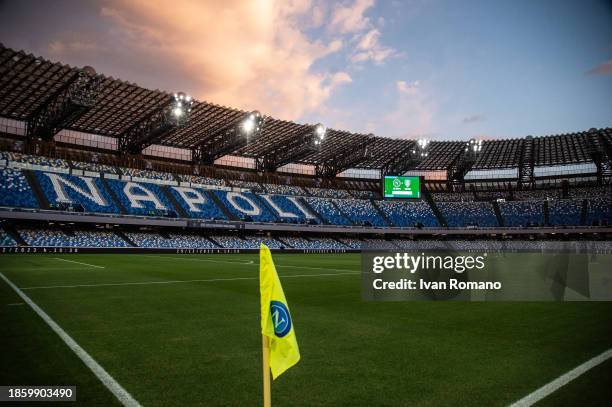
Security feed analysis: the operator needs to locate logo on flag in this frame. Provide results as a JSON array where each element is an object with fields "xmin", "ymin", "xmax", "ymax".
[{"xmin": 270, "ymin": 300, "xmax": 292, "ymax": 338}]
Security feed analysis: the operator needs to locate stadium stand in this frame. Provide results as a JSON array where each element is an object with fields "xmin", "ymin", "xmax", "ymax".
[
  {"xmin": 36, "ymin": 171, "xmax": 119, "ymax": 213},
  {"xmin": 499, "ymin": 201, "xmax": 545, "ymax": 227},
  {"xmin": 262, "ymin": 183, "xmax": 306, "ymax": 196},
  {"xmin": 164, "ymin": 233, "xmax": 218, "ymax": 249},
  {"xmin": 209, "ymin": 235, "xmax": 252, "ymax": 249},
  {"xmin": 70, "ymin": 160, "xmax": 118, "ymax": 175},
  {"xmin": 0, "ymin": 168, "xmax": 38, "ymax": 209},
  {"xmin": 304, "ymin": 197, "xmax": 351, "ymax": 225},
  {"xmin": 5, "ymin": 152, "xmax": 69, "ymax": 169},
  {"xmin": 306, "ymin": 187, "xmax": 352, "ymax": 199},
  {"xmin": 167, "ymin": 186, "xmax": 227, "ymax": 220},
  {"xmin": 437, "ymin": 201, "xmax": 498, "ymax": 227},
  {"xmin": 376, "ymin": 200, "xmax": 439, "ymax": 227},
  {"xmin": 243, "ymin": 236, "xmax": 283, "ymax": 249},
  {"xmin": 105, "ymin": 179, "xmax": 177, "ymax": 217},
  {"xmin": 179, "ymin": 174, "xmax": 226, "ymax": 187},
  {"xmin": 334, "ymin": 198, "xmax": 388, "ymax": 226},
  {"xmin": 213, "ymin": 191, "xmax": 276, "ymax": 222},
  {"xmin": 120, "ymin": 167, "xmax": 174, "ymax": 181},
  {"xmin": 18, "ymin": 228, "xmax": 129, "ymax": 247},
  {"xmin": 548, "ymin": 199, "xmax": 583, "ymax": 226},
  {"xmin": 337, "ymin": 237, "xmax": 362, "ymax": 249},
  {"xmin": 0, "ymin": 229, "xmax": 16, "ymax": 246},
  {"xmin": 124, "ymin": 231, "xmax": 174, "ymax": 248},
  {"xmin": 586, "ymin": 197, "xmax": 610, "ymax": 226}
]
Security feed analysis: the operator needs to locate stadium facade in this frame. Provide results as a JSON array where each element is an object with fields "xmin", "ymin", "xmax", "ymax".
[{"xmin": 0, "ymin": 44, "xmax": 610, "ymax": 253}]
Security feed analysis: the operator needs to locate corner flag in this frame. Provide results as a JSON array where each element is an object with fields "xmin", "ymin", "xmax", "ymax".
[{"xmin": 260, "ymin": 243, "xmax": 300, "ymax": 381}]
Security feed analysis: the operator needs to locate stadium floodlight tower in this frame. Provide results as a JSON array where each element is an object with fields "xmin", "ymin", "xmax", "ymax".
[
  {"xmin": 193, "ymin": 111, "xmax": 265, "ymax": 165},
  {"xmin": 255, "ymin": 123, "xmax": 327, "ymax": 172},
  {"xmin": 448, "ymin": 138, "xmax": 483, "ymax": 188},
  {"xmin": 382, "ymin": 137, "xmax": 430, "ymax": 176},
  {"xmin": 119, "ymin": 92, "xmax": 194, "ymax": 155},
  {"xmin": 26, "ymin": 66, "xmax": 102, "ymax": 142}
]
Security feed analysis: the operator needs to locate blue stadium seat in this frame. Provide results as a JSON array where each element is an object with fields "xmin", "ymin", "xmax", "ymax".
[
  {"xmin": 304, "ymin": 197, "xmax": 351, "ymax": 225},
  {"xmin": 334, "ymin": 199, "xmax": 388, "ymax": 226},
  {"xmin": 0, "ymin": 168, "xmax": 38, "ymax": 209},
  {"xmin": 213, "ymin": 191, "xmax": 276, "ymax": 222},
  {"xmin": 548, "ymin": 199, "xmax": 582, "ymax": 226},
  {"xmin": 168, "ymin": 186, "xmax": 227, "ymax": 220},
  {"xmin": 105, "ymin": 179, "xmax": 177, "ymax": 216},
  {"xmin": 586, "ymin": 197, "xmax": 611, "ymax": 226},
  {"xmin": 438, "ymin": 201, "xmax": 498, "ymax": 227},
  {"xmin": 35, "ymin": 171, "xmax": 119, "ymax": 213},
  {"xmin": 376, "ymin": 200, "xmax": 439, "ymax": 227},
  {"xmin": 259, "ymin": 195, "xmax": 319, "ymax": 223},
  {"xmin": 499, "ymin": 201, "xmax": 544, "ymax": 227}
]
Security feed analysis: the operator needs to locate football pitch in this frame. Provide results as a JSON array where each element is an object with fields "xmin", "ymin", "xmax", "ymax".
[{"xmin": 1, "ymin": 253, "xmax": 611, "ymax": 406}]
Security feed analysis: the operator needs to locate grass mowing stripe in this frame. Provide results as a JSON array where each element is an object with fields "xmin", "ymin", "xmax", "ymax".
[
  {"xmin": 509, "ymin": 348, "xmax": 612, "ymax": 407},
  {"xmin": 53, "ymin": 258, "xmax": 105, "ymax": 269},
  {"xmin": 19, "ymin": 271, "xmax": 360, "ymax": 290},
  {"xmin": 0, "ymin": 271, "xmax": 141, "ymax": 407}
]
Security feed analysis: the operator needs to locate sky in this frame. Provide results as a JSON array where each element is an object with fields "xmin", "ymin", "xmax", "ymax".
[{"xmin": 0, "ymin": 0, "xmax": 611, "ymax": 141}]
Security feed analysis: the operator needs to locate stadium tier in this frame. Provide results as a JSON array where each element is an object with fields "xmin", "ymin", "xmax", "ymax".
[{"xmin": 0, "ymin": 166, "xmax": 610, "ymax": 231}]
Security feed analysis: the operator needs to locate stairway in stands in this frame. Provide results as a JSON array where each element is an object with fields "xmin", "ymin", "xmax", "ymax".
[
  {"xmin": 205, "ymin": 191, "xmax": 239, "ymax": 221},
  {"xmin": 422, "ymin": 186, "xmax": 447, "ymax": 227},
  {"xmin": 1, "ymin": 222, "xmax": 27, "ymax": 246},
  {"xmin": 160, "ymin": 185, "xmax": 188, "ymax": 218},
  {"xmin": 580, "ymin": 199, "xmax": 588, "ymax": 226},
  {"xmin": 491, "ymin": 201, "xmax": 505, "ymax": 227},
  {"xmin": 99, "ymin": 177, "xmax": 126, "ymax": 214},
  {"xmin": 297, "ymin": 197, "xmax": 328, "ymax": 224},
  {"xmin": 330, "ymin": 200, "xmax": 355, "ymax": 225},
  {"xmin": 113, "ymin": 230, "xmax": 137, "ymax": 247},
  {"xmin": 22, "ymin": 170, "xmax": 49, "ymax": 209},
  {"xmin": 371, "ymin": 199, "xmax": 394, "ymax": 226}
]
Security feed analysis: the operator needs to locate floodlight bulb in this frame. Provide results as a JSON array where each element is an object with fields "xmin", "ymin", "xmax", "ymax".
[
  {"xmin": 242, "ymin": 118, "xmax": 255, "ymax": 133},
  {"xmin": 173, "ymin": 107, "xmax": 183, "ymax": 117}
]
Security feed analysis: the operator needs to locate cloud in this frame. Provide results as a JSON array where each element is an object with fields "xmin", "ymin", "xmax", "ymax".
[
  {"xmin": 587, "ymin": 60, "xmax": 612, "ymax": 76},
  {"xmin": 45, "ymin": 0, "xmax": 352, "ymax": 121},
  {"xmin": 329, "ymin": 0, "xmax": 375, "ymax": 34},
  {"xmin": 351, "ymin": 28, "xmax": 398, "ymax": 64},
  {"xmin": 328, "ymin": 0, "xmax": 398, "ymax": 65},
  {"xmin": 462, "ymin": 114, "xmax": 486, "ymax": 124}
]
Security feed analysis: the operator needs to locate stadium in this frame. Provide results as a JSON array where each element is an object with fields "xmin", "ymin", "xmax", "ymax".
[{"xmin": 1, "ymin": 2, "xmax": 611, "ymax": 406}]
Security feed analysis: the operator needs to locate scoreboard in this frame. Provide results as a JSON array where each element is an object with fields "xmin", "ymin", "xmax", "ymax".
[{"xmin": 383, "ymin": 175, "xmax": 421, "ymax": 199}]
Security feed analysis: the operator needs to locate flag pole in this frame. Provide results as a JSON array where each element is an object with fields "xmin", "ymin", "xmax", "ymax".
[{"xmin": 262, "ymin": 334, "xmax": 271, "ymax": 407}]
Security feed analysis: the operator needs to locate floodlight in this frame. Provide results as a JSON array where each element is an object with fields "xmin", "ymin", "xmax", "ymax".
[
  {"xmin": 242, "ymin": 117, "xmax": 255, "ymax": 134},
  {"xmin": 173, "ymin": 107, "xmax": 183, "ymax": 117},
  {"xmin": 315, "ymin": 123, "xmax": 327, "ymax": 139}
]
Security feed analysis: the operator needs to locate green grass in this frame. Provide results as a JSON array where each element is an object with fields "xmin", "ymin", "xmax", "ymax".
[{"xmin": 1, "ymin": 253, "xmax": 611, "ymax": 406}]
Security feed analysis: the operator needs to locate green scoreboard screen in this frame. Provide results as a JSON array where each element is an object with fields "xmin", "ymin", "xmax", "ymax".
[{"xmin": 383, "ymin": 175, "xmax": 421, "ymax": 199}]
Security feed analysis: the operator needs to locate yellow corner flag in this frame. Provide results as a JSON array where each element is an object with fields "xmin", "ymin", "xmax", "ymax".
[{"xmin": 260, "ymin": 243, "xmax": 300, "ymax": 381}]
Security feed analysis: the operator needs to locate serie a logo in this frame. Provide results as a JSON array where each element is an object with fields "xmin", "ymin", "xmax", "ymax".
[{"xmin": 270, "ymin": 300, "xmax": 292, "ymax": 338}]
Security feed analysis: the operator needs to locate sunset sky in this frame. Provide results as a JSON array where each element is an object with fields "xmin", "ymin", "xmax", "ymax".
[{"xmin": 0, "ymin": 0, "xmax": 611, "ymax": 140}]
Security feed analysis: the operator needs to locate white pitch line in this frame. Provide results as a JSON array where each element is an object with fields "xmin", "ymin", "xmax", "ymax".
[
  {"xmin": 508, "ymin": 348, "xmax": 612, "ymax": 407},
  {"xmin": 141, "ymin": 254, "xmax": 359, "ymax": 273},
  {"xmin": 20, "ymin": 271, "xmax": 360, "ymax": 290},
  {"xmin": 53, "ymin": 257, "xmax": 105, "ymax": 269},
  {"xmin": 0, "ymin": 271, "xmax": 141, "ymax": 407}
]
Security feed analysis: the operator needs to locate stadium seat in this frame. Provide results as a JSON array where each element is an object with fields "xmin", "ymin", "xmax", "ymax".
[
  {"xmin": 437, "ymin": 201, "xmax": 498, "ymax": 227},
  {"xmin": 168, "ymin": 186, "xmax": 227, "ymax": 220},
  {"xmin": 499, "ymin": 201, "xmax": 544, "ymax": 227},
  {"xmin": 0, "ymin": 168, "xmax": 38, "ymax": 209},
  {"xmin": 35, "ymin": 171, "xmax": 119, "ymax": 214},
  {"xmin": 213, "ymin": 191, "xmax": 276, "ymax": 222}
]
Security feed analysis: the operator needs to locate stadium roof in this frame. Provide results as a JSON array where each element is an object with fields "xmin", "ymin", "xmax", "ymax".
[{"xmin": 1, "ymin": 44, "xmax": 610, "ymax": 172}]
